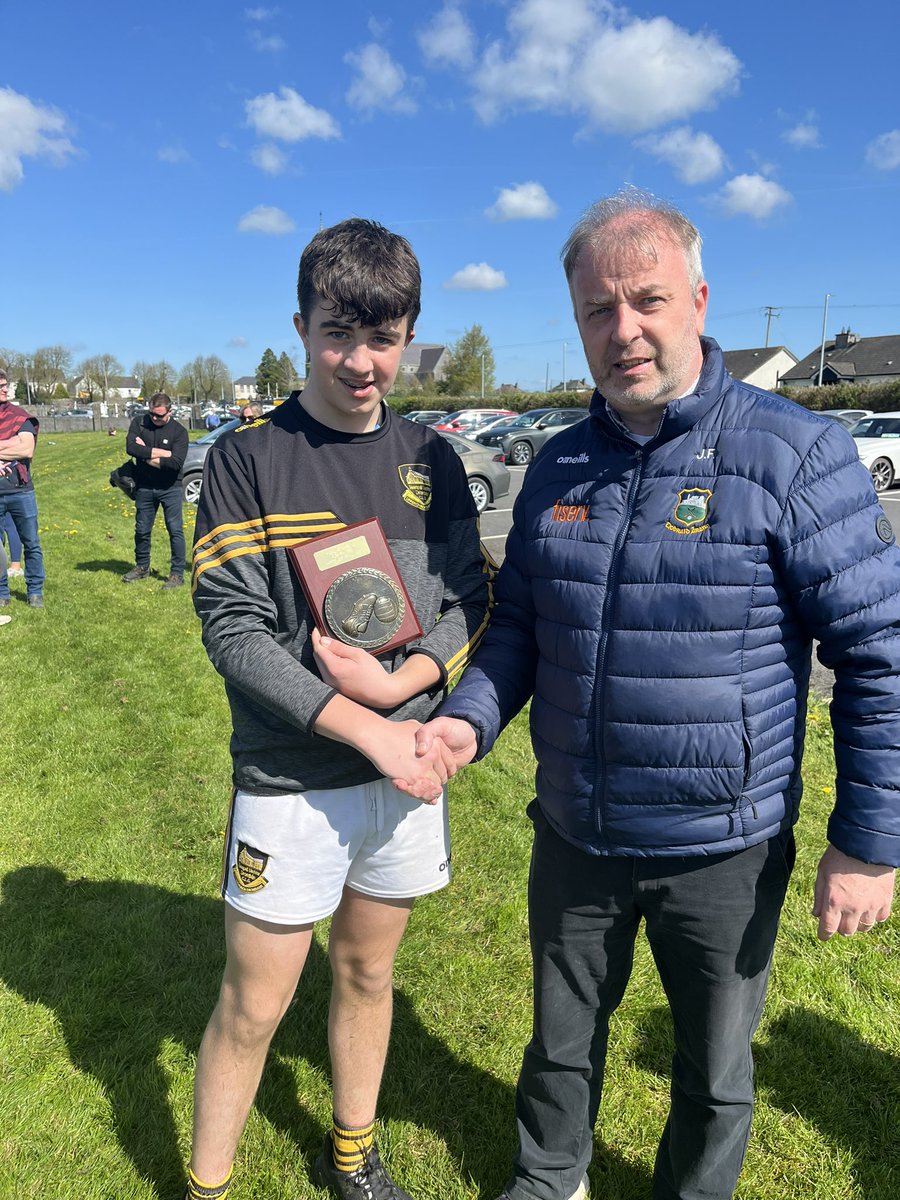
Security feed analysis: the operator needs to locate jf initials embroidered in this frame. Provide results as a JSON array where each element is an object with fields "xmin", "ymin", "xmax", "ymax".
[{"xmin": 551, "ymin": 500, "xmax": 590, "ymax": 523}]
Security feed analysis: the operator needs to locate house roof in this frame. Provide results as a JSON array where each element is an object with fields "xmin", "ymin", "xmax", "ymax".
[
  {"xmin": 111, "ymin": 376, "xmax": 140, "ymax": 388},
  {"xmin": 233, "ymin": 376, "xmax": 256, "ymax": 386},
  {"xmin": 400, "ymin": 343, "xmax": 446, "ymax": 372},
  {"xmin": 721, "ymin": 346, "xmax": 796, "ymax": 381},
  {"xmin": 780, "ymin": 333, "xmax": 900, "ymax": 382}
]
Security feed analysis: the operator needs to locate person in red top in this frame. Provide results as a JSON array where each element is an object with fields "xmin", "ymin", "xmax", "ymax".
[{"xmin": 0, "ymin": 369, "xmax": 45, "ymax": 609}]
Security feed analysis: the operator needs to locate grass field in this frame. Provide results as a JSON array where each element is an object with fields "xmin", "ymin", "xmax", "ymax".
[{"xmin": 1, "ymin": 432, "xmax": 898, "ymax": 1200}]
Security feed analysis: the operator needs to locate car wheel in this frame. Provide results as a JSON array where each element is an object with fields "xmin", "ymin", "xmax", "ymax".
[
  {"xmin": 510, "ymin": 440, "xmax": 533, "ymax": 466},
  {"xmin": 183, "ymin": 474, "xmax": 203, "ymax": 504},
  {"xmin": 869, "ymin": 457, "xmax": 895, "ymax": 492},
  {"xmin": 468, "ymin": 476, "xmax": 491, "ymax": 513}
]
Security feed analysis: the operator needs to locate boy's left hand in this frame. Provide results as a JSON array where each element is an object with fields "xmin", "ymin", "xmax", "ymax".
[{"xmin": 312, "ymin": 628, "xmax": 400, "ymax": 708}]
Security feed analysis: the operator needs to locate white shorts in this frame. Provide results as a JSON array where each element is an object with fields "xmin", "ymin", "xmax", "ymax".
[{"xmin": 221, "ymin": 778, "xmax": 451, "ymax": 925}]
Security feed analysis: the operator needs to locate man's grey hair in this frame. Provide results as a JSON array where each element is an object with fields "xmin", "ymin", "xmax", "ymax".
[{"xmin": 561, "ymin": 186, "xmax": 704, "ymax": 293}]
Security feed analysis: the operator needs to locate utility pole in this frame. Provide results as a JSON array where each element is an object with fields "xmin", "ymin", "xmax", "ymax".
[
  {"xmin": 480, "ymin": 353, "xmax": 485, "ymax": 400},
  {"xmin": 545, "ymin": 363, "xmax": 550, "ymax": 392},
  {"xmin": 563, "ymin": 341, "xmax": 568, "ymax": 393},
  {"xmin": 816, "ymin": 294, "xmax": 831, "ymax": 387},
  {"xmin": 762, "ymin": 306, "xmax": 781, "ymax": 348}
]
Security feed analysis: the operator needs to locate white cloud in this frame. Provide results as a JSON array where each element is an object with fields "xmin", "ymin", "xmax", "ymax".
[
  {"xmin": 865, "ymin": 129, "xmax": 900, "ymax": 171},
  {"xmin": 245, "ymin": 87, "xmax": 340, "ymax": 142},
  {"xmin": 715, "ymin": 174, "xmax": 791, "ymax": 219},
  {"xmin": 245, "ymin": 6, "xmax": 278, "ymax": 19},
  {"xmin": 444, "ymin": 262, "xmax": 508, "ymax": 290},
  {"xmin": 227, "ymin": 336, "xmax": 249, "ymax": 348},
  {"xmin": 418, "ymin": 4, "xmax": 476, "ymax": 69},
  {"xmin": 485, "ymin": 181, "xmax": 558, "ymax": 221},
  {"xmin": 0, "ymin": 87, "xmax": 75, "ymax": 192},
  {"xmin": 251, "ymin": 143, "xmax": 288, "ymax": 174},
  {"xmin": 345, "ymin": 44, "xmax": 416, "ymax": 114},
  {"xmin": 157, "ymin": 143, "xmax": 190, "ymax": 164},
  {"xmin": 637, "ymin": 126, "xmax": 725, "ymax": 184},
  {"xmin": 471, "ymin": 1, "xmax": 741, "ymax": 134},
  {"xmin": 237, "ymin": 205, "xmax": 296, "ymax": 235},
  {"xmin": 250, "ymin": 30, "xmax": 286, "ymax": 52},
  {"xmin": 783, "ymin": 121, "xmax": 821, "ymax": 150}
]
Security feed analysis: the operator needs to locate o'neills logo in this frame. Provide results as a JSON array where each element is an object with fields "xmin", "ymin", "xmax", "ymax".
[
  {"xmin": 557, "ymin": 452, "xmax": 590, "ymax": 464},
  {"xmin": 666, "ymin": 487, "xmax": 712, "ymax": 535}
]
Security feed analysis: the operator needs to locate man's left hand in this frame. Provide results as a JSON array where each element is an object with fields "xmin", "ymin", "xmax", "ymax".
[
  {"xmin": 312, "ymin": 628, "xmax": 400, "ymax": 708},
  {"xmin": 812, "ymin": 844, "xmax": 896, "ymax": 940}
]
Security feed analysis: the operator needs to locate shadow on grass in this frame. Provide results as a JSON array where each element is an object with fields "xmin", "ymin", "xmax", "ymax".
[
  {"xmin": 631, "ymin": 1003, "xmax": 900, "ymax": 1199},
  {"xmin": 76, "ymin": 559, "xmax": 135, "ymax": 574},
  {"xmin": 0, "ymin": 866, "xmax": 651, "ymax": 1199}
]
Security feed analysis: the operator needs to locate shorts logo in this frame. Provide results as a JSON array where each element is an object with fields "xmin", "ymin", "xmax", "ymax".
[
  {"xmin": 232, "ymin": 841, "xmax": 270, "ymax": 893},
  {"xmin": 398, "ymin": 464, "xmax": 432, "ymax": 511},
  {"xmin": 666, "ymin": 488, "xmax": 712, "ymax": 535}
]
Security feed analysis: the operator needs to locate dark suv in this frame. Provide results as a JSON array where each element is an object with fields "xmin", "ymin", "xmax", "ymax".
[{"xmin": 475, "ymin": 407, "xmax": 590, "ymax": 465}]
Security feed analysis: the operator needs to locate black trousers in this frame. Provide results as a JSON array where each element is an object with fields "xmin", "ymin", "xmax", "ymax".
[
  {"xmin": 134, "ymin": 484, "xmax": 185, "ymax": 575},
  {"xmin": 507, "ymin": 803, "xmax": 795, "ymax": 1200}
]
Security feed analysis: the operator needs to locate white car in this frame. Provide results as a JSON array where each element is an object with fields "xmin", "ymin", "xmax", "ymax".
[{"xmin": 850, "ymin": 412, "xmax": 900, "ymax": 492}]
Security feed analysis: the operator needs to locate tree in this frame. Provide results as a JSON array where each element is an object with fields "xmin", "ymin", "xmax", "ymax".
[
  {"xmin": 442, "ymin": 325, "xmax": 495, "ymax": 397},
  {"xmin": 277, "ymin": 351, "xmax": 299, "ymax": 394},
  {"xmin": 133, "ymin": 360, "xmax": 177, "ymax": 400},
  {"xmin": 256, "ymin": 348, "xmax": 280, "ymax": 399},
  {"xmin": 79, "ymin": 353, "xmax": 123, "ymax": 403},
  {"xmin": 183, "ymin": 354, "xmax": 231, "ymax": 403},
  {"xmin": 32, "ymin": 345, "xmax": 73, "ymax": 398}
]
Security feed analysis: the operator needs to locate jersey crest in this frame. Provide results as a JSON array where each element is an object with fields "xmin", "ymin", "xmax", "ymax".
[{"xmin": 398, "ymin": 463, "xmax": 432, "ymax": 512}]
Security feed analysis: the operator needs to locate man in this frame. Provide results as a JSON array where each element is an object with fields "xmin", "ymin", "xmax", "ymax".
[
  {"xmin": 204, "ymin": 408, "xmax": 222, "ymax": 432},
  {"xmin": 0, "ymin": 369, "xmax": 46, "ymax": 609},
  {"xmin": 186, "ymin": 218, "xmax": 492, "ymax": 1200},
  {"xmin": 123, "ymin": 392, "xmax": 188, "ymax": 588},
  {"xmin": 414, "ymin": 188, "xmax": 899, "ymax": 1200}
]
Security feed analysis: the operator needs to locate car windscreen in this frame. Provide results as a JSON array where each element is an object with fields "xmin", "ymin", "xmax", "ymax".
[{"xmin": 852, "ymin": 418, "xmax": 900, "ymax": 439}]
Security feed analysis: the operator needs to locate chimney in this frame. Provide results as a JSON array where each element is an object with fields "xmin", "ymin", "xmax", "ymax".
[{"xmin": 833, "ymin": 328, "xmax": 859, "ymax": 351}]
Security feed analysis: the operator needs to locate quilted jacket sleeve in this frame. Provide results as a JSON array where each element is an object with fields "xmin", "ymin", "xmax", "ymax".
[
  {"xmin": 438, "ymin": 494, "xmax": 539, "ymax": 756},
  {"xmin": 775, "ymin": 420, "xmax": 900, "ymax": 866}
]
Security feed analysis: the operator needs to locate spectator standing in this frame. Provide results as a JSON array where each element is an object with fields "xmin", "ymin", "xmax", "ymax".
[
  {"xmin": 204, "ymin": 409, "xmax": 221, "ymax": 432},
  {"xmin": 122, "ymin": 393, "xmax": 188, "ymax": 588},
  {"xmin": 415, "ymin": 188, "xmax": 899, "ymax": 1200},
  {"xmin": 0, "ymin": 369, "xmax": 46, "ymax": 609}
]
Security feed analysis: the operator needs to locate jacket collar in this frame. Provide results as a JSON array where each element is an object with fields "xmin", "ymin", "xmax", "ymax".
[{"xmin": 588, "ymin": 337, "xmax": 727, "ymax": 445}]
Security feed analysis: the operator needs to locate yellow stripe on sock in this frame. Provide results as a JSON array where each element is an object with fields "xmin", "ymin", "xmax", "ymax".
[{"xmin": 331, "ymin": 1120, "xmax": 375, "ymax": 1172}]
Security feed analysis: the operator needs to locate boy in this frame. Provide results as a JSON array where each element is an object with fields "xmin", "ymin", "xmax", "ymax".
[{"xmin": 187, "ymin": 218, "xmax": 493, "ymax": 1200}]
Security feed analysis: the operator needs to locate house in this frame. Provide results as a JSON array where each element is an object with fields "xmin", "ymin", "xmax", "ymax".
[
  {"xmin": 73, "ymin": 374, "xmax": 140, "ymax": 401},
  {"xmin": 398, "ymin": 343, "xmax": 449, "ymax": 386},
  {"xmin": 779, "ymin": 330, "xmax": 900, "ymax": 388},
  {"xmin": 233, "ymin": 376, "xmax": 259, "ymax": 402},
  {"xmin": 549, "ymin": 379, "xmax": 591, "ymax": 394},
  {"xmin": 721, "ymin": 346, "xmax": 797, "ymax": 392}
]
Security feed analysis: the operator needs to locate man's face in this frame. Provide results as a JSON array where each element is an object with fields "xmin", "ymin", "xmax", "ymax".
[
  {"xmin": 241, "ymin": 410, "xmax": 254, "ymax": 422},
  {"xmin": 149, "ymin": 405, "xmax": 171, "ymax": 425},
  {"xmin": 0, "ymin": 379, "xmax": 9, "ymax": 405},
  {"xmin": 293, "ymin": 302, "xmax": 412, "ymax": 434},
  {"xmin": 570, "ymin": 230, "xmax": 708, "ymax": 423}
]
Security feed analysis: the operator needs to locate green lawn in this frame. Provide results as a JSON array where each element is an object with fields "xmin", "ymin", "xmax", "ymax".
[{"xmin": 1, "ymin": 433, "xmax": 897, "ymax": 1200}]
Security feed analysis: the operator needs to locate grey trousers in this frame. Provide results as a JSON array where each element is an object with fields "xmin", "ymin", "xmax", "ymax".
[{"xmin": 506, "ymin": 804, "xmax": 795, "ymax": 1200}]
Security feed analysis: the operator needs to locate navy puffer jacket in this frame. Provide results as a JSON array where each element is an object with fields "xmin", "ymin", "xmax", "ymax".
[{"xmin": 442, "ymin": 340, "xmax": 900, "ymax": 865}]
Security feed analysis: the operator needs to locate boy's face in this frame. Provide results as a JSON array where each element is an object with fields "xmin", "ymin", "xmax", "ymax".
[{"xmin": 294, "ymin": 302, "xmax": 413, "ymax": 434}]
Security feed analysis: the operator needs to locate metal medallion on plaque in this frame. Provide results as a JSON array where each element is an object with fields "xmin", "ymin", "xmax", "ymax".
[{"xmin": 323, "ymin": 566, "xmax": 406, "ymax": 649}]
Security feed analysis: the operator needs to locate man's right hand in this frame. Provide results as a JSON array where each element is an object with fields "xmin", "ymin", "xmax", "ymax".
[{"xmin": 415, "ymin": 717, "xmax": 479, "ymax": 770}]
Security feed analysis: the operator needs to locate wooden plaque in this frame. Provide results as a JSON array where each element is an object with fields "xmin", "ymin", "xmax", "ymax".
[{"xmin": 287, "ymin": 517, "xmax": 423, "ymax": 656}]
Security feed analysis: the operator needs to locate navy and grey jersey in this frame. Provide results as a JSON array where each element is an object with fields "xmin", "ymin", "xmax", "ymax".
[{"xmin": 192, "ymin": 395, "xmax": 495, "ymax": 794}]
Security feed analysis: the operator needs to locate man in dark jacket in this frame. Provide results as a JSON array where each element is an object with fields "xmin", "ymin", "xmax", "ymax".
[
  {"xmin": 412, "ymin": 189, "xmax": 899, "ymax": 1200},
  {"xmin": 123, "ymin": 392, "xmax": 188, "ymax": 588}
]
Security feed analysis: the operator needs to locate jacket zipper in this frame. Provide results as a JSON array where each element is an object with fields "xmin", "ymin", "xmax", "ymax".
[{"xmin": 593, "ymin": 446, "xmax": 645, "ymax": 835}]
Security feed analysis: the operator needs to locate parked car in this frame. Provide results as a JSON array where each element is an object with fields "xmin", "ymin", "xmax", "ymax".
[
  {"xmin": 181, "ymin": 413, "xmax": 509, "ymax": 515},
  {"xmin": 433, "ymin": 408, "xmax": 516, "ymax": 435},
  {"xmin": 849, "ymin": 412, "xmax": 900, "ymax": 492},
  {"xmin": 402, "ymin": 410, "xmax": 448, "ymax": 425},
  {"xmin": 181, "ymin": 413, "xmax": 275, "ymax": 503},
  {"xmin": 477, "ymin": 407, "xmax": 590, "ymax": 465},
  {"xmin": 437, "ymin": 431, "xmax": 510, "ymax": 513},
  {"xmin": 820, "ymin": 407, "xmax": 873, "ymax": 423}
]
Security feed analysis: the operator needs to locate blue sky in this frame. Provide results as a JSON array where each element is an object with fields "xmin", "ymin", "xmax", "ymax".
[{"xmin": 3, "ymin": 0, "xmax": 899, "ymax": 392}]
